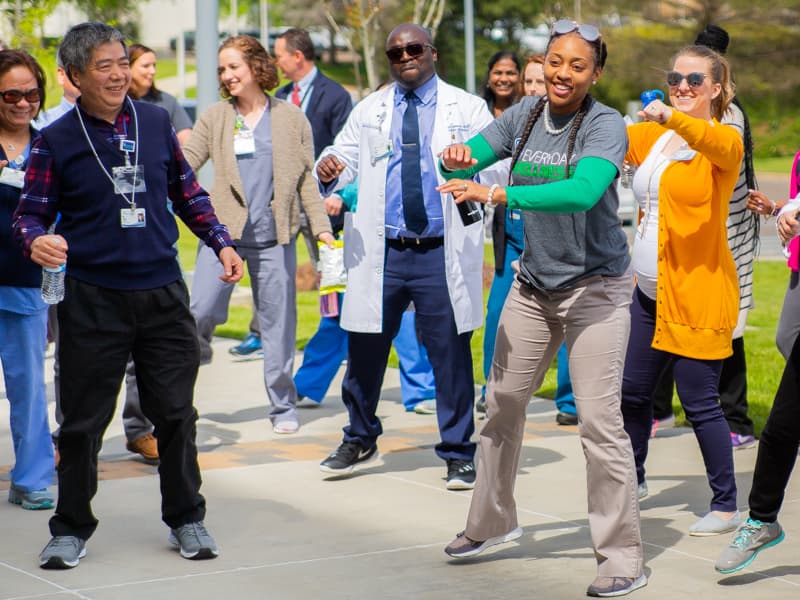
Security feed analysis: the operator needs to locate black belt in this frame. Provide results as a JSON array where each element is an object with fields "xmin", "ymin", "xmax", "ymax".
[{"xmin": 387, "ymin": 236, "xmax": 444, "ymax": 249}]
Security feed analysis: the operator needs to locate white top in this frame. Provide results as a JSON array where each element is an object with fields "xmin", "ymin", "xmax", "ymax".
[{"xmin": 631, "ymin": 131, "xmax": 677, "ymax": 299}]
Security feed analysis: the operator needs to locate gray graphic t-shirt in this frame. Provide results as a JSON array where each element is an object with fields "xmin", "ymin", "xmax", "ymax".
[{"xmin": 481, "ymin": 96, "xmax": 630, "ymax": 290}]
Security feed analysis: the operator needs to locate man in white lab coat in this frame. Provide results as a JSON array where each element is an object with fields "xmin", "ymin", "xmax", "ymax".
[{"xmin": 315, "ymin": 23, "xmax": 494, "ymax": 489}]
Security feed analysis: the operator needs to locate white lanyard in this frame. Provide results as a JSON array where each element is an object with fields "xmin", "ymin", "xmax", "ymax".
[{"xmin": 75, "ymin": 97, "xmax": 140, "ymax": 208}]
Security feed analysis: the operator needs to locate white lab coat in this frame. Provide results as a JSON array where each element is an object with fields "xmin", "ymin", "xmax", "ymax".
[{"xmin": 315, "ymin": 78, "xmax": 495, "ymax": 334}]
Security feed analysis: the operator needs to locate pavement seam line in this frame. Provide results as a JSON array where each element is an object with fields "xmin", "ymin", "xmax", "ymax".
[{"xmin": 0, "ymin": 560, "xmax": 93, "ymax": 600}]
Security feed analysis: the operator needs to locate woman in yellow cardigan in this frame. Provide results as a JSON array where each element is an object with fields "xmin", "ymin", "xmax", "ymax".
[{"xmin": 621, "ymin": 45, "xmax": 743, "ymax": 535}]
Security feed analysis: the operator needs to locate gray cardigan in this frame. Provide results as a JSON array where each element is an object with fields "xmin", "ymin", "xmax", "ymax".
[{"xmin": 183, "ymin": 96, "xmax": 330, "ymax": 244}]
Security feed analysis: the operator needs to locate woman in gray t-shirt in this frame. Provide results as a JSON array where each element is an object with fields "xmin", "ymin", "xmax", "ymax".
[{"xmin": 438, "ymin": 21, "xmax": 645, "ymax": 598}]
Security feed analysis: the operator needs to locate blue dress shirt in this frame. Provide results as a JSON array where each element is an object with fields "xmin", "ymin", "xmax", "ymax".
[{"xmin": 385, "ymin": 76, "xmax": 442, "ymax": 239}]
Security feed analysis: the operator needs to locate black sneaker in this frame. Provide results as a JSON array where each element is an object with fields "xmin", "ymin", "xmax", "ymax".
[
  {"xmin": 446, "ymin": 459, "xmax": 476, "ymax": 490},
  {"xmin": 556, "ymin": 411, "xmax": 578, "ymax": 426},
  {"xmin": 320, "ymin": 441, "xmax": 379, "ymax": 475}
]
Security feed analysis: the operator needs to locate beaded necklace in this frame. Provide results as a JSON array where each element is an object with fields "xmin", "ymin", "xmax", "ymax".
[{"xmin": 543, "ymin": 101, "xmax": 576, "ymax": 136}]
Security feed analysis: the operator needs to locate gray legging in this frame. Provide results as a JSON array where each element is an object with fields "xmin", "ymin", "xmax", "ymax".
[{"xmin": 776, "ymin": 271, "xmax": 800, "ymax": 360}]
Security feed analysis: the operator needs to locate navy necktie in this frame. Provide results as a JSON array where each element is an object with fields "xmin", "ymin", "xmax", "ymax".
[{"xmin": 401, "ymin": 91, "xmax": 427, "ymax": 235}]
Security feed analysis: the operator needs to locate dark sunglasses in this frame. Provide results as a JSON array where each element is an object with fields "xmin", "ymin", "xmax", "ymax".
[
  {"xmin": 666, "ymin": 71, "xmax": 707, "ymax": 88},
  {"xmin": 0, "ymin": 87, "xmax": 42, "ymax": 104},
  {"xmin": 550, "ymin": 19, "xmax": 601, "ymax": 42},
  {"xmin": 385, "ymin": 43, "xmax": 433, "ymax": 63}
]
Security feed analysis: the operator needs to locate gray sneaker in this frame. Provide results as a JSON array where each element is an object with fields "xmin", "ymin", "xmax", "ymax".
[
  {"xmin": 169, "ymin": 521, "xmax": 219, "ymax": 560},
  {"xmin": 39, "ymin": 536, "xmax": 86, "ymax": 569},
  {"xmin": 715, "ymin": 518, "xmax": 784, "ymax": 574},
  {"xmin": 637, "ymin": 481, "xmax": 648, "ymax": 500}
]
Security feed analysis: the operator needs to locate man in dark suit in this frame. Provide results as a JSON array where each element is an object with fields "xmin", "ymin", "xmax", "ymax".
[{"xmin": 274, "ymin": 27, "xmax": 353, "ymax": 240}]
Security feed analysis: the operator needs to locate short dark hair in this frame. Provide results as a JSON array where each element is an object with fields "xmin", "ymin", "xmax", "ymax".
[
  {"xmin": 277, "ymin": 28, "xmax": 315, "ymax": 61},
  {"xmin": 0, "ymin": 49, "xmax": 46, "ymax": 117},
  {"xmin": 218, "ymin": 35, "xmax": 279, "ymax": 96},
  {"xmin": 60, "ymin": 22, "xmax": 126, "ymax": 86}
]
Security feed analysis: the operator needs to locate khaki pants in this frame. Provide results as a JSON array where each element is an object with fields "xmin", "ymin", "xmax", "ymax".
[{"xmin": 466, "ymin": 272, "xmax": 643, "ymax": 577}]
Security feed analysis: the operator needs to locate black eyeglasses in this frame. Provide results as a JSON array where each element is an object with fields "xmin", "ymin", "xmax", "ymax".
[
  {"xmin": 0, "ymin": 87, "xmax": 42, "ymax": 104},
  {"xmin": 550, "ymin": 19, "xmax": 601, "ymax": 42},
  {"xmin": 666, "ymin": 71, "xmax": 707, "ymax": 88},
  {"xmin": 385, "ymin": 43, "xmax": 433, "ymax": 63}
]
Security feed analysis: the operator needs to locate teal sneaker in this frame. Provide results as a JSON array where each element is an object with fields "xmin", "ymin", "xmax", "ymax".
[
  {"xmin": 715, "ymin": 518, "xmax": 784, "ymax": 574},
  {"xmin": 8, "ymin": 485, "xmax": 54, "ymax": 510}
]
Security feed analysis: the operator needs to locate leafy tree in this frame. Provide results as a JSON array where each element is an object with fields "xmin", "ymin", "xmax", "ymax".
[{"xmin": 67, "ymin": 0, "xmax": 140, "ymax": 40}]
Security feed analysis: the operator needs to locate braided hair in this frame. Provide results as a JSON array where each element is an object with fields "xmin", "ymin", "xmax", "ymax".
[
  {"xmin": 508, "ymin": 28, "xmax": 605, "ymax": 185},
  {"xmin": 507, "ymin": 94, "xmax": 593, "ymax": 186}
]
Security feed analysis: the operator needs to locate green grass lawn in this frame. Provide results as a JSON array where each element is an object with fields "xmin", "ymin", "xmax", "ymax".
[
  {"xmin": 754, "ymin": 156, "xmax": 794, "ymax": 174},
  {"xmin": 177, "ymin": 220, "xmax": 782, "ymax": 434}
]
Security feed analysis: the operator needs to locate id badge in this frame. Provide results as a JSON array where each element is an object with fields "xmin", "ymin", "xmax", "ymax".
[
  {"xmin": 234, "ymin": 129, "xmax": 256, "ymax": 155},
  {"xmin": 367, "ymin": 131, "xmax": 392, "ymax": 165},
  {"xmin": 0, "ymin": 166, "xmax": 25, "ymax": 188},
  {"xmin": 120, "ymin": 207, "xmax": 146, "ymax": 228},
  {"xmin": 112, "ymin": 165, "xmax": 146, "ymax": 194}
]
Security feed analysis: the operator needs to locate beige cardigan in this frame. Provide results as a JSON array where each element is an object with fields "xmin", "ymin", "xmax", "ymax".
[{"xmin": 183, "ymin": 96, "xmax": 330, "ymax": 244}]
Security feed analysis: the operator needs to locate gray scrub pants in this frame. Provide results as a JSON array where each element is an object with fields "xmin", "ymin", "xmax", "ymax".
[{"xmin": 190, "ymin": 241, "xmax": 298, "ymax": 424}]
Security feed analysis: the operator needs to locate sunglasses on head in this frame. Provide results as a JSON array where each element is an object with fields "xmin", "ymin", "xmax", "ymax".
[
  {"xmin": 385, "ymin": 43, "xmax": 433, "ymax": 63},
  {"xmin": 0, "ymin": 87, "xmax": 42, "ymax": 104},
  {"xmin": 666, "ymin": 71, "xmax": 707, "ymax": 88},
  {"xmin": 550, "ymin": 19, "xmax": 601, "ymax": 42}
]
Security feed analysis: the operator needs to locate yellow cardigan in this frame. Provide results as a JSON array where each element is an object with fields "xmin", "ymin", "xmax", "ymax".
[{"xmin": 626, "ymin": 110, "xmax": 743, "ymax": 360}]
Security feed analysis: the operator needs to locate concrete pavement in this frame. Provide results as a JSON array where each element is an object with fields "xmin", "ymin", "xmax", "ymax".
[{"xmin": 1, "ymin": 336, "xmax": 799, "ymax": 599}]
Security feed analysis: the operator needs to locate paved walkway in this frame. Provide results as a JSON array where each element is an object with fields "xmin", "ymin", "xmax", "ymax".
[{"xmin": 1, "ymin": 337, "xmax": 798, "ymax": 599}]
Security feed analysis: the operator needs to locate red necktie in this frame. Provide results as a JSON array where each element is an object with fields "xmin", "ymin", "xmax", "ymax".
[{"xmin": 291, "ymin": 84, "xmax": 301, "ymax": 107}]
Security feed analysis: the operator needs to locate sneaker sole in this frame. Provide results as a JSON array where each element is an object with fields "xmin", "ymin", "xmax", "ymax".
[
  {"xmin": 733, "ymin": 441, "xmax": 757, "ymax": 451},
  {"xmin": 445, "ymin": 526, "xmax": 523, "ymax": 558},
  {"xmin": 40, "ymin": 547, "xmax": 86, "ymax": 569},
  {"xmin": 446, "ymin": 477, "xmax": 475, "ymax": 491},
  {"xmin": 689, "ymin": 523, "xmax": 741, "ymax": 537},
  {"xmin": 588, "ymin": 573, "xmax": 648, "ymax": 597},
  {"xmin": 715, "ymin": 531, "xmax": 785, "ymax": 574},
  {"xmin": 320, "ymin": 451, "xmax": 381, "ymax": 476}
]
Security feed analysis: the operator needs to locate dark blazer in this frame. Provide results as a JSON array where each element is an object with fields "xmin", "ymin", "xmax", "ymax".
[{"xmin": 276, "ymin": 70, "xmax": 352, "ymax": 159}]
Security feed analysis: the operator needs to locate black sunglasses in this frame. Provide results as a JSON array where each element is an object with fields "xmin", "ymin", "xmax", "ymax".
[
  {"xmin": 666, "ymin": 71, "xmax": 707, "ymax": 88},
  {"xmin": 550, "ymin": 19, "xmax": 601, "ymax": 42},
  {"xmin": 0, "ymin": 87, "xmax": 42, "ymax": 104},
  {"xmin": 385, "ymin": 43, "xmax": 433, "ymax": 63}
]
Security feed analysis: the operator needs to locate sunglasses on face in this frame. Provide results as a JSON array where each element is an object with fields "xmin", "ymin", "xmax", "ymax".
[
  {"xmin": 0, "ymin": 87, "xmax": 42, "ymax": 104},
  {"xmin": 385, "ymin": 43, "xmax": 433, "ymax": 63},
  {"xmin": 550, "ymin": 19, "xmax": 601, "ymax": 42},
  {"xmin": 666, "ymin": 71, "xmax": 707, "ymax": 88}
]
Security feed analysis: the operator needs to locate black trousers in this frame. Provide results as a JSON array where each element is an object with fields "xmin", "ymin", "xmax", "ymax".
[
  {"xmin": 651, "ymin": 337, "xmax": 754, "ymax": 436},
  {"xmin": 51, "ymin": 278, "xmax": 205, "ymax": 540},
  {"xmin": 749, "ymin": 333, "xmax": 800, "ymax": 523}
]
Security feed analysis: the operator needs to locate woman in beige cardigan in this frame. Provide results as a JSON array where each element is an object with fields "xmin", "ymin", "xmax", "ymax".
[{"xmin": 183, "ymin": 35, "xmax": 333, "ymax": 434}]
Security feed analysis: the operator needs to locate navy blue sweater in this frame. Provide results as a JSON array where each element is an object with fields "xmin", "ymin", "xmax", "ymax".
[
  {"xmin": 0, "ymin": 129, "xmax": 41, "ymax": 288},
  {"xmin": 39, "ymin": 101, "xmax": 193, "ymax": 289}
]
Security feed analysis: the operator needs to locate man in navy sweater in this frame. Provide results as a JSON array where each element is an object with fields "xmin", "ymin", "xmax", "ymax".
[{"xmin": 13, "ymin": 22, "xmax": 243, "ymax": 569}]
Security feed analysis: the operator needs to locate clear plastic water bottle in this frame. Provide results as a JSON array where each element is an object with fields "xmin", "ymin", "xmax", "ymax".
[
  {"xmin": 620, "ymin": 161, "xmax": 635, "ymax": 189},
  {"xmin": 41, "ymin": 263, "xmax": 66, "ymax": 304}
]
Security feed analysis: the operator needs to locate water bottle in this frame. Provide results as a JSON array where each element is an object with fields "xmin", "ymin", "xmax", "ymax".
[
  {"xmin": 620, "ymin": 161, "xmax": 635, "ymax": 189},
  {"xmin": 457, "ymin": 198, "xmax": 482, "ymax": 226},
  {"xmin": 640, "ymin": 89, "xmax": 664, "ymax": 108},
  {"xmin": 41, "ymin": 263, "xmax": 66, "ymax": 304}
]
